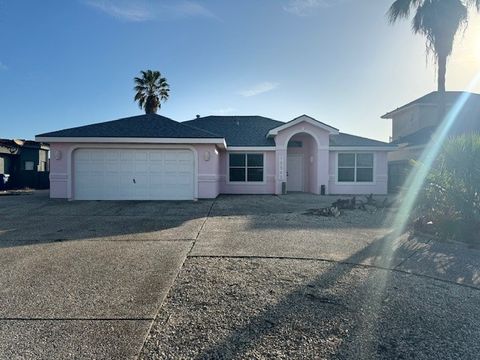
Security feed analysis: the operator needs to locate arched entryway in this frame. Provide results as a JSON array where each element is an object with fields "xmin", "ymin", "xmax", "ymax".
[{"xmin": 286, "ymin": 132, "xmax": 319, "ymax": 193}]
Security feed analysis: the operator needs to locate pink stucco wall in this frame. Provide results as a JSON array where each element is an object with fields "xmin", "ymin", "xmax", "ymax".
[
  {"xmin": 328, "ymin": 151, "xmax": 388, "ymax": 195},
  {"xmin": 49, "ymin": 143, "xmax": 70, "ymax": 198}
]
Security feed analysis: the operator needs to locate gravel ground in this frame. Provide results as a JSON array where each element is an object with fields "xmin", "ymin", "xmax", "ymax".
[{"xmin": 140, "ymin": 258, "xmax": 480, "ymax": 360}]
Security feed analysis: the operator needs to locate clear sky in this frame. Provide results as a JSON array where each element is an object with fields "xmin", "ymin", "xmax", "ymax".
[{"xmin": 1, "ymin": 0, "xmax": 479, "ymax": 141}]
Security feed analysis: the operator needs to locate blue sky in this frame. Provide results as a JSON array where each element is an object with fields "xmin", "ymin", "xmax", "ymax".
[{"xmin": 1, "ymin": 0, "xmax": 479, "ymax": 141}]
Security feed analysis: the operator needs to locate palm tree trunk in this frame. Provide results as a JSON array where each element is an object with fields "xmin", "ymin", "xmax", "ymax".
[
  {"xmin": 436, "ymin": 53, "xmax": 447, "ymax": 127},
  {"xmin": 437, "ymin": 54, "xmax": 447, "ymax": 93}
]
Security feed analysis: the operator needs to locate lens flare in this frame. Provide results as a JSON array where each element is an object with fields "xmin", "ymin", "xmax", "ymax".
[{"xmin": 354, "ymin": 74, "xmax": 480, "ymax": 356}]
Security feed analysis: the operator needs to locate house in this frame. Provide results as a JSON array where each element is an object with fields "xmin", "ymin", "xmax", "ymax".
[
  {"xmin": 35, "ymin": 114, "xmax": 396, "ymax": 200},
  {"xmin": 382, "ymin": 91, "xmax": 480, "ymax": 192},
  {"xmin": 0, "ymin": 139, "xmax": 50, "ymax": 190}
]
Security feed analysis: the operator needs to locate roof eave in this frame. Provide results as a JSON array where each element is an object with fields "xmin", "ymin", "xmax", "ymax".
[
  {"xmin": 329, "ymin": 145, "xmax": 398, "ymax": 151},
  {"xmin": 35, "ymin": 136, "xmax": 227, "ymax": 149}
]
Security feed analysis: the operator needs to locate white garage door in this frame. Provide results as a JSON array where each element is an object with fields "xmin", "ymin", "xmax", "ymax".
[{"xmin": 73, "ymin": 149, "xmax": 195, "ymax": 200}]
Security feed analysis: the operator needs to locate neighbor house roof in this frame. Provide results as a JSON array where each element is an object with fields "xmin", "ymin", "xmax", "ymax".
[
  {"xmin": 392, "ymin": 126, "xmax": 435, "ymax": 146},
  {"xmin": 36, "ymin": 114, "xmax": 220, "ymax": 139},
  {"xmin": 0, "ymin": 139, "xmax": 49, "ymax": 155},
  {"xmin": 330, "ymin": 133, "xmax": 396, "ymax": 148},
  {"xmin": 381, "ymin": 91, "xmax": 480, "ymax": 119},
  {"xmin": 183, "ymin": 115, "xmax": 283, "ymax": 147}
]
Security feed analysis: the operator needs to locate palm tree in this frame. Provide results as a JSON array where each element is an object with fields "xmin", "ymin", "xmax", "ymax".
[
  {"xmin": 134, "ymin": 70, "xmax": 170, "ymax": 114},
  {"xmin": 388, "ymin": 0, "xmax": 479, "ymax": 92}
]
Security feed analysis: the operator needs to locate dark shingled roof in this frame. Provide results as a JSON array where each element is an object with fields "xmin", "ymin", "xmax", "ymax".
[
  {"xmin": 330, "ymin": 133, "xmax": 395, "ymax": 148},
  {"xmin": 37, "ymin": 114, "xmax": 220, "ymax": 139},
  {"xmin": 381, "ymin": 91, "xmax": 480, "ymax": 118},
  {"xmin": 183, "ymin": 115, "xmax": 283, "ymax": 147},
  {"xmin": 37, "ymin": 113, "xmax": 394, "ymax": 149},
  {"xmin": 392, "ymin": 126, "xmax": 435, "ymax": 146}
]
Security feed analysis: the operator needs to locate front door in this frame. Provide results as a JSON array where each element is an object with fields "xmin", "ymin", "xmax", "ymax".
[{"xmin": 287, "ymin": 154, "xmax": 304, "ymax": 192}]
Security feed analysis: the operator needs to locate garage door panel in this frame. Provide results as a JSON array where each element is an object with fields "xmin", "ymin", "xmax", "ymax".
[
  {"xmin": 135, "ymin": 151, "xmax": 148, "ymax": 160},
  {"xmin": 120, "ymin": 151, "xmax": 134, "ymax": 160},
  {"xmin": 135, "ymin": 162, "xmax": 149, "ymax": 172},
  {"xmin": 74, "ymin": 148, "xmax": 194, "ymax": 200}
]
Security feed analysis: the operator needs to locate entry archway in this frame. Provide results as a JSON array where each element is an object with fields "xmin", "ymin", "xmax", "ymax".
[{"xmin": 285, "ymin": 132, "xmax": 319, "ymax": 193}]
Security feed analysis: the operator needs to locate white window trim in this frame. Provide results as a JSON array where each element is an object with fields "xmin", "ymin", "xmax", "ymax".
[
  {"xmin": 227, "ymin": 152, "xmax": 266, "ymax": 185},
  {"xmin": 335, "ymin": 152, "xmax": 376, "ymax": 185}
]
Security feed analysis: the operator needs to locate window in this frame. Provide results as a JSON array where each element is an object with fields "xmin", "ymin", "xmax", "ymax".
[
  {"xmin": 24, "ymin": 161, "xmax": 34, "ymax": 171},
  {"xmin": 338, "ymin": 153, "xmax": 373, "ymax": 183},
  {"xmin": 229, "ymin": 153, "xmax": 264, "ymax": 182}
]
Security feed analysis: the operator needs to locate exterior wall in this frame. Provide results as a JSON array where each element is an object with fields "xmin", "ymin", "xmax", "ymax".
[
  {"xmin": 218, "ymin": 150, "xmax": 276, "ymax": 194},
  {"xmin": 274, "ymin": 120, "xmax": 330, "ymax": 195},
  {"xmin": 391, "ymin": 106, "xmax": 439, "ymax": 141},
  {"xmin": 328, "ymin": 151, "xmax": 388, "ymax": 195},
  {"xmin": 48, "ymin": 142, "xmax": 221, "ymax": 199},
  {"xmin": 49, "ymin": 143, "xmax": 70, "ymax": 198},
  {"xmin": 196, "ymin": 144, "xmax": 221, "ymax": 199},
  {"xmin": 388, "ymin": 145, "xmax": 424, "ymax": 162}
]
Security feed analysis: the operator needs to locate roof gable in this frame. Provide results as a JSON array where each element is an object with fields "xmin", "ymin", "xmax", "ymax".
[
  {"xmin": 381, "ymin": 91, "xmax": 480, "ymax": 119},
  {"xmin": 267, "ymin": 115, "xmax": 339, "ymax": 137}
]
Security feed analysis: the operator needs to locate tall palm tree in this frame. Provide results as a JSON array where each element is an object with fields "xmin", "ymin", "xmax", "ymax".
[
  {"xmin": 134, "ymin": 70, "xmax": 170, "ymax": 114},
  {"xmin": 388, "ymin": 0, "xmax": 479, "ymax": 92}
]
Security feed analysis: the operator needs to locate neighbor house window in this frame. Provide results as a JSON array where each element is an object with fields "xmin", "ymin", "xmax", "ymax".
[
  {"xmin": 229, "ymin": 153, "xmax": 264, "ymax": 182},
  {"xmin": 24, "ymin": 161, "xmax": 34, "ymax": 171},
  {"xmin": 338, "ymin": 153, "xmax": 373, "ymax": 182}
]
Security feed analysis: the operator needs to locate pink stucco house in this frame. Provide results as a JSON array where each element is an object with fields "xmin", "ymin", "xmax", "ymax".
[{"xmin": 36, "ymin": 114, "xmax": 395, "ymax": 200}]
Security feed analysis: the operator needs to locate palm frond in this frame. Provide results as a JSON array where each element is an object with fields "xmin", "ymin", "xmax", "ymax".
[
  {"xmin": 388, "ymin": 0, "xmax": 422, "ymax": 23},
  {"xmin": 133, "ymin": 69, "xmax": 170, "ymax": 113}
]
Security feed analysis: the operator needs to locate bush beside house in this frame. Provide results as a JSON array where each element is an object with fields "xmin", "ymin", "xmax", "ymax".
[{"xmin": 415, "ymin": 133, "xmax": 480, "ymax": 242}]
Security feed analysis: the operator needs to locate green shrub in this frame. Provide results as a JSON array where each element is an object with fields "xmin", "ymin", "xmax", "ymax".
[{"xmin": 416, "ymin": 133, "xmax": 480, "ymax": 242}]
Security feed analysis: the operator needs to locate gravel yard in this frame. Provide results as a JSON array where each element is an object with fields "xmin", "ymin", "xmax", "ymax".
[{"xmin": 140, "ymin": 257, "xmax": 480, "ymax": 360}]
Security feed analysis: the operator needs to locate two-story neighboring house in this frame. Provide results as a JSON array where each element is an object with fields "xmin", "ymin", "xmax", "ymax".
[{"xmin": 381, "ymin": 91, "xmax": 480, "ymax": 192}]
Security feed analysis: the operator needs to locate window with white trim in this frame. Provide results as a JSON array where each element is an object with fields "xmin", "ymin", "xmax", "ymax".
[
  {"xmin": 229, "ymin": 153, "xmax": 264, "ymax": 182},
  {"xmin": 338, "ymin": 153, "xmax": 373, "ymax": 182}
]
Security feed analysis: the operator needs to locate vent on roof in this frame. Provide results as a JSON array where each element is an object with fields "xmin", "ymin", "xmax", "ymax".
[{"xmin": 196, "ymin": 114, "xmax": 200, "ymax": 119}]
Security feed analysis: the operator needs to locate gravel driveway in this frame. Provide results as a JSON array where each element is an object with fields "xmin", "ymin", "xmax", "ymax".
[{"xmin": 140, "ymin": 258, "xmax": 480, "ymax": 360}]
